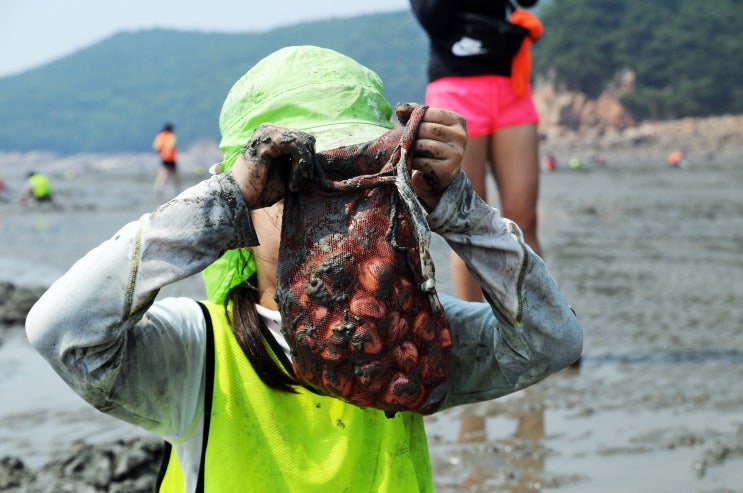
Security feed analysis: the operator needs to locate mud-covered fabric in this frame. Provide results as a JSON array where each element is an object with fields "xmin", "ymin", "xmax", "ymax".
[{"xmin": 275, "ymin": 106, "xmax": 452, "ymax": 415}]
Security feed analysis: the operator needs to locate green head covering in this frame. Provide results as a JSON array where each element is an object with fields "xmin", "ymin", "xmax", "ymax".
[{"xmin": 203, "ymin": 45, "xmax": 395, "ymax": 304}]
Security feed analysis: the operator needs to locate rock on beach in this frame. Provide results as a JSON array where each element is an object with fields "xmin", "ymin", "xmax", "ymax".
[
  {"xmin": 0, "ymin": 282, "xmax": 46, "ymax": 330},
  {"xmin": 0, "ymin": 437, "xmax": 162, "ymax": 493}
]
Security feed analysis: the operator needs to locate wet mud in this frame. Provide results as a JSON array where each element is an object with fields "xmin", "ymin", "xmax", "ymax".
[
  {"xmin": 1, "ymin": 151, "xmax": 742, "ymax": 492},
  {"xmin": 424, "ymin": 155, "xmax": 743, "ymax": 492}
]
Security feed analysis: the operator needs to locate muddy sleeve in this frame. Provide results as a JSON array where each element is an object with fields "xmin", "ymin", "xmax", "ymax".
[
  {"xmin": 426, "ymin": 171, "xmax": 583, "ymax": 409},
  {"xmin": 25, "ymin": 172, "xmax": 256, "ymax": 440}
]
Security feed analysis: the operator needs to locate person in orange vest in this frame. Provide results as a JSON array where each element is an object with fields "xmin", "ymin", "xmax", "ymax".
[
  {"xmin": 667, "ymin": 149, "xmax": 686, "ymax": 169},
  {"xmin": 153, "ymin": 123, "xmax": 180, "ymax": 198}
]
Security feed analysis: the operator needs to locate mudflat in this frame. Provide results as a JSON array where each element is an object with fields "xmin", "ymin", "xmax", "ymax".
[{"xmin": 1, "ymin": 148, "xmax": 741, "ymax": 492}]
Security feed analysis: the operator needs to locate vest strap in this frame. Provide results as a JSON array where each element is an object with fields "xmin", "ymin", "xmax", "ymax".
[
  {"xmin": 257, "ymin": 319, "xmax": 296, "ymax": 379},
  {"xmin": 154, "ymin": 301, "xmax": 215, "ymax": 492},
  {"xmin": 196, "ymin": 301, "xmax": 215, "ymax": 492},
  {"xmin": 154, "ymin": 441, "xmax": 172, "ymax": 490}
]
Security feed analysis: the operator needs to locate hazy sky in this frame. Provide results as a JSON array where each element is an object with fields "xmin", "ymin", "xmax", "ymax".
[{"xmin": 0, "ymin": 0, "xmax": 410, "ymax": 77}]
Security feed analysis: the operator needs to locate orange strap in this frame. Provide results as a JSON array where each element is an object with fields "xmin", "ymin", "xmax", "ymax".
[{"xmin": 509, "ymin": 9, "xmax": 544, "ymax": 97}]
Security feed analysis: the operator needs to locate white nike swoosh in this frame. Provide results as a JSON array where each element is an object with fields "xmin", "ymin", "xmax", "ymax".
[{"xmin": 451, "ymin": 36, "xmax": 488, "ymax": 57}]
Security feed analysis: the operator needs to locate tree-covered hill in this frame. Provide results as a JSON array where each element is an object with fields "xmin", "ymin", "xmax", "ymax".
[
  {"xmin": 0, "ymin": 1, "xmax": 740, "ymax": 154},
  {"xmin": 533, "ymin": 0, "xmax": 743, "ymax": 120},
  {"xmin": 0, "ymin": 12, "xmax": 429, "ymax": 154}
]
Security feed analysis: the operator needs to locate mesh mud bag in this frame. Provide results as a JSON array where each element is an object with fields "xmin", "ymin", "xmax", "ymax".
[{"xmin": 275, "ymin": 106, "xmax": 451, "ymax": 415}]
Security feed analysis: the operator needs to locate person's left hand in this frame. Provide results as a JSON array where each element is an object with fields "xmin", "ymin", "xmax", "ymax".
[{"xmin": 396, "ymin": 104, "xmax": 467, "ymax": 211}]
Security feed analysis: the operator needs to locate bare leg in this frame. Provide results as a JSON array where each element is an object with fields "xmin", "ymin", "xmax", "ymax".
[
  {"xmin": 450, "ymin": 136, "xmax": 489, "ymax": 301},
  {"xmin": 490, "ymin": 124, "xmax": 542, "ymax": 256},
  {"xmin": 171, "ymin": 169, "xmax": 181, "ymax": 194},
  {"xmin": 153, "ymin": 166, "xmax": 169, "ymax": 195}
]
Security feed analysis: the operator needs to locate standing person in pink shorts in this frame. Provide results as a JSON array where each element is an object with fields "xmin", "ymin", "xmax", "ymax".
[{"xmin": 411, "ymin": 0, "xmax": 544, "ymax": 301}]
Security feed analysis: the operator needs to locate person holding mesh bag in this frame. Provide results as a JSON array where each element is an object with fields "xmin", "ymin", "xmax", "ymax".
[{"xmin": 27, "ymin": 45, "xmax": 581, "ymax": 492}]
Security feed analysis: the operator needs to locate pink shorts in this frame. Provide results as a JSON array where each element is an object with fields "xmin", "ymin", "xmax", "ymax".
[{"xmin": 425, "ymin": 75, "xmax": 539, "ymax": 138}]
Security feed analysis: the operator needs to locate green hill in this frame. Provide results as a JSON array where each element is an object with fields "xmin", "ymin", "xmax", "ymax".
[
  {"xmin": 1, "ymin": 1, "xmax": 740, "ymax": 155},
  {"xmin": 533, "ymin": 0, "xmax": 743, "ymax": 120},
  {"xmin": 0, "ymin": 11, "xmax": 429, "ymax": 154}
]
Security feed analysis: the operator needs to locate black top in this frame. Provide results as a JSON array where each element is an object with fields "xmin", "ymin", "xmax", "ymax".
[{"xmin": 410, "ymin": 0, "xmax": 539, "ymax": 81}]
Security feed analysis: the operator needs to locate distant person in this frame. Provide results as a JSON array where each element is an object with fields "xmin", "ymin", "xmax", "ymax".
[
  {"xmin": 411, "ymin": 0, "xmax": 544, "ymax": 301},
  {"xmin": 153, "ymin": 123, "xmax": 180, "ymax": 197},
  {"xmin": 667, "ymin": 149, "xmax": 686, "ymax": 169},
  {"xmin": 543, "ymin": 154, "xmax": 557, "ymax": 172},
  {"xmin": 0, "ymin": 175, "xmax": 10, "ymax": 204},
  {"xmin": 20, "ymin": 171, "xmax": 53, "ymax": 205}
]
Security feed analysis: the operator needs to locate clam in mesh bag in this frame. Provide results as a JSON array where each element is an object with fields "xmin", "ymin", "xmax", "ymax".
[{"xmin": 275, "ymin": 106, "xmax": 451, "ymax": 415}]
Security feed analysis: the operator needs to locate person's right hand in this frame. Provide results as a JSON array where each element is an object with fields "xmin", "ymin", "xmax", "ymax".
[
  {"xmin": 229, "ymin": 124, "xmax": 316, "ymax": 209},
  {"xmin": 396, "ymin": 104, "xmax": 468, "ymax": 211}
]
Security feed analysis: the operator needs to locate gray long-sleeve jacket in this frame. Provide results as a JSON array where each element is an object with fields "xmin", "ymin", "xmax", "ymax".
[{"xmin": 26, "ymin": 170, "xmax": 581, "ymax": 491}]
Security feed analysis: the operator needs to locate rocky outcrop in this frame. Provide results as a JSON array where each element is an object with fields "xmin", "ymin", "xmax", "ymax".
[
  {"xmin": 532, "ymin": 77, "xmax": 743, "ymax": 159},
  {"xmin": 0, "ymin": 282, "xmax": 46, "ymax": 328},
  {"xmin": 0, "ymin": 438, "xmax": 162, "ymax": 493},
  {"xmin": 533, "ymin": 81, "xmax": 635, "ymax": 132}
]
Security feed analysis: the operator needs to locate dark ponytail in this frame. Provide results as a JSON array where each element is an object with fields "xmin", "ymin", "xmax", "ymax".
[{"xmin": 226, "ymin": 278, "xmax": 298, "ymax": 393}]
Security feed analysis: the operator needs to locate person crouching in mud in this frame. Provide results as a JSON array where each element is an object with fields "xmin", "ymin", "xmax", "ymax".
[
  {"xmin": 26, "ymin": 45, "xmax": 582, "ymax": 492},
  {"xmin": 19, "ymin": 171, "xmax": 53, "ymax": 205}
]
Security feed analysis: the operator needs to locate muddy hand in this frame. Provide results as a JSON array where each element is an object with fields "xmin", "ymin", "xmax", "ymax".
[
  {"xmin": 230, "ymin": 124, "xmax": 316, "ymax": 209},
  {"xmin": 394, "ymin": 102, "xmax": 419, "ymax": 126},
  {"xmin": 409, "ymin": 107, "xmax": 467, "ymax": 211}
]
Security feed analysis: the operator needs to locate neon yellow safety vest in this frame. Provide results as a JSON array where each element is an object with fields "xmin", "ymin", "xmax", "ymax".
[
  {"xmin": 157, "ymin": 301, "xmax": 434, "ymax": 492},
  {"xmin": 28, "ymin": 174, "xmax": 51, "ymax": 199}
]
